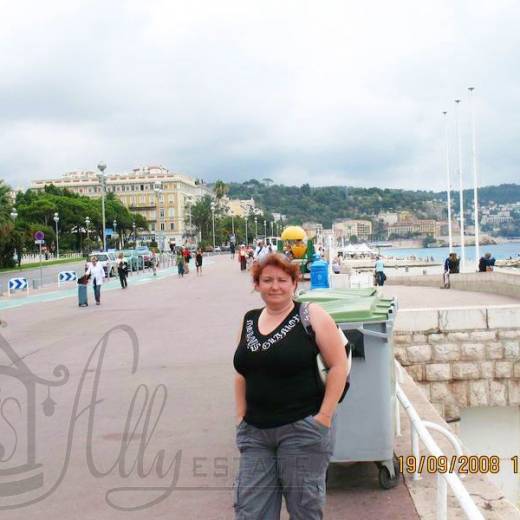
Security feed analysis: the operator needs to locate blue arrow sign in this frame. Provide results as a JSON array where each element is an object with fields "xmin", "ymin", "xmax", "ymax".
[
  {"xmin": 8, "ymin": 277, "xmax": 28, "ymax": 291},
  {"xmin": 58, "ymin": 271, "xmax": 77, "ymax": 286}
]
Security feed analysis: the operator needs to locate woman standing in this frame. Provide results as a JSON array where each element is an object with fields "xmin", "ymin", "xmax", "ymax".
[
  {"xmin": 176, "ymin": 250, "xmax": 185, "ymax": 278},
  {"xmin": 116, "ymin": 253, "xmax": 128, "ymax": 288},
  {"xmin": 238, "ymin": 245, "xmax": 247, "ymax": 271},
  {"xmin": 195, "ymin": 248, "xmax": 203, "ymax": 275},
  {"xmin": 86, "ymin": 256, "xmax": 105, "ymax": 305},
  {"xmin": 233, "ymin": 253, "xmax": 347, "ymax": 519}
]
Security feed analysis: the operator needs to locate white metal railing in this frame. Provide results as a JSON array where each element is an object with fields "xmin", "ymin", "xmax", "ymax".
[{"xmin": 395, "ymin": 362, "xmax": 484, "ymax": 520}]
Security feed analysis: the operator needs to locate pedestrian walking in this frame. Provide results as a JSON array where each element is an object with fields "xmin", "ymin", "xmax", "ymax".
[
  {"xmin": 233, "ymin": 253, "xmax": 347, "ymax": 519},
  {"xmin": 86, "ymin": 256, "xmax": 105, "ymax": 305},
  {"xmin": 176, "ymin": 250, "xmax": 185, "ymax": 278},
  {"xmin": 374, "ymin": 256, "xmax": 386, "ymax": 286},
  {"xmin": 183, "ymin": 247, "xmax": 191, "ymax": 274},
  {"xmin": 151, "ymin": 249, "xmax": 158, "ymax": 276},
  {"xmin": 230, "ymin": 242, "xmax": 236, "ymax": 260},
  {"xmin": 195, "ymin": 248, "xmax": 203, "ymax": 275},
  {"xmin": 116, "ymin": 253, "xmax": 128, "ymax": 288},
  {"xmin": 239, "ymin": 245, "xmax": 247, "ymax": 271}
]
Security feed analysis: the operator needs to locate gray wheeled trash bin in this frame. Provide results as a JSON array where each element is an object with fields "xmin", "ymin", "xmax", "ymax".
[{"xmin": 296, "ymin": 290, "xmax": 398, "ymax": 489}]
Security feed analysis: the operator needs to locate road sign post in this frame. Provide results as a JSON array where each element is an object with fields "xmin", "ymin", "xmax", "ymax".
[{"xmin": 34, "ymin": 231, "xmax": 45, "ymax": 288}]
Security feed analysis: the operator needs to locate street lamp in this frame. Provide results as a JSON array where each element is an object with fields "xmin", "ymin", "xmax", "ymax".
[
  {"xmin": 210, "ymin": 201, "xmax": 216, "ymax": 249},
  {"xmin": 85, "ymin": 216, "xmax": 90, "ymax": 240},
  {"xmin": 264, "ymin": 219, "xmax": 267, "ymax": 239},
  {"xmin": 454, "ymin": 99, "xmax": 465, "ymax": 270},
  {"xmin": 132, "ymin": 221, "xmax": 136, "ymax": 249},
  {"xmin": 53, "ymin": 212, "xmax": 60, "ymax": 259},
  {"xmin": 10, "ymin": 208, "xmax": 18, "ymax": 266},
  {"xmin": 254, "ymin": 216, "xmax": 258, "ymax": 238},
  {"xmin": 271, "ymin": 221, "xmax": 274, "ymax": 237},
  {"xmin": 97, "ymin": 161, "xmax": 107, "ymax": 252},
  {"xmin": 154, "ymin": 182, "xmax": 163, "ymax": 250},
  {"xmin": 245, "ymin": 213, "xmax": 248, "ymax": 245},
  {"xmin": 113, "ymin": 219, "xmax": 117, "ymax": 249}
]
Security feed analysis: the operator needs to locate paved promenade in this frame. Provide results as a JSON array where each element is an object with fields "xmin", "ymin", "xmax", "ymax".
[{"xmin": 0, "ymin": 255, "xmax": 422, "ymax": 519}]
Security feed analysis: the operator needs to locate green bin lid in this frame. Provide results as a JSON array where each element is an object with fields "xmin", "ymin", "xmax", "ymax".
[
  {"xmin": 295, "ymin": 289, "xmax": 394, "ymax": 323},
  {"xmin": 296, "ymin": 288, "xmax": 377, "ymax": 302}
]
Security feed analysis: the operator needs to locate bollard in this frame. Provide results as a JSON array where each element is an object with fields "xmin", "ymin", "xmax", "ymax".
[{"xmin": 32, "ymin": 279, "xmax": 40, "ymax": 290}]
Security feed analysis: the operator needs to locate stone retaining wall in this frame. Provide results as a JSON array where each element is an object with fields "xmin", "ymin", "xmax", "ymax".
[
  {"xmin": 387, "ymin": 270, "xmax": 520, "ymax": 299},
  {"xmin": 394, "ymin": 305, "xmax": 520, "ymax": 420}
]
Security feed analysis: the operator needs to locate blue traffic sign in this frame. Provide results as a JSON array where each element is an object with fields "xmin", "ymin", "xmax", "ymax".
[
  {"xmin": 58, "ymin": 271, "xmax": 77, "ymax": 287},
  {"xmin": 8, "ymin": 277, "xmax": 29, "ymax": 296}
]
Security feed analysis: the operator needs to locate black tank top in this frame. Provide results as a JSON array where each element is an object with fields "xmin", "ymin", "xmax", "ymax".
[{"xmin": 233, "ymin": 301, "xmax": 324, "ymax": 429}]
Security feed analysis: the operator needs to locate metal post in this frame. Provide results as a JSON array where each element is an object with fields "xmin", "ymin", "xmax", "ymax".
[
  {"xmin": 39, "ymin": 243, "xmax": 43, "ymax": 288},
  {"xmin": 442, "ymin": 111, "xmax": 453, "ymax": 252},
  {"xmin": 454, "ymin": 99, "xmax": 465, "ymax": 270},
  {"xmin": 54, "ymin": 212, "xmax": 60, "ymax": 259},
  {"xmin": 411, "ymin": 425, "xmax": 421, "ymax": 480},
  {"xmin": 437, "ymin": 475, "xmax": 448, "ymax": 520},
  {"xmin": 469, "ymin": 87, "xmax": 480, "ymax": 268},
  {"xmin": 98, "ymin": 162, "xmax": 107, "ymax": 252},
  {"xmin": 245, "ymin": 216, "xmax": 248, "ymax": 245},
  {"xmin": 231, "ymin": 214, "xmax": 235, "ymax": 235}
]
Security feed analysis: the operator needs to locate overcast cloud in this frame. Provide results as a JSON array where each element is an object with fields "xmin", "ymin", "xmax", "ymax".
[{"xmin": 1, "ymin": 0, "xmax": 519, "ymax": 191}]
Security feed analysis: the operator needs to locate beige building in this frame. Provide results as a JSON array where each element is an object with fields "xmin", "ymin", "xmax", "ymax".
[
  {"xmin": 302, "ymin": 222, "xmax": 323, "ymax": 241},
  {"xmin": 387, "ymin": 218, "xmax": 438, "ymax": 238},
  {"xmin": 332, "ymin": 219, "xmax": 373, "ymax": 241},
  {"xmin": 224, "ymin": 197, "xmax": 262, "ymax": 218},
  {"xmin": 31, "ymin": 166, "xmax": 208, "ymax": 247}
]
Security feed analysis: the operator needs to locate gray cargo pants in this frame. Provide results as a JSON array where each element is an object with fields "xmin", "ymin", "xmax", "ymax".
[{"xmin": 234, "ymin": 415, "xmax": 336, "ymax": 519}]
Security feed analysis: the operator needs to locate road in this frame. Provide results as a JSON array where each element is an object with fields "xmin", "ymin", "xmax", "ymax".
[{"xmin": 0, "ymin": 255, "xmax": 418, "ymax": 519}]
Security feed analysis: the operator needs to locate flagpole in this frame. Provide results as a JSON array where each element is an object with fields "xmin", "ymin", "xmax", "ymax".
[
  {"xmin": 443, "ymin": 111, "xmax": 453, "ymax": 252},
  {"xmin": 454, "ymin": 99, "xmax": 465, "ymax": 271},
  {"xmin": 468, "ymin": 87, "xmax": 480, "ymax": 269}
]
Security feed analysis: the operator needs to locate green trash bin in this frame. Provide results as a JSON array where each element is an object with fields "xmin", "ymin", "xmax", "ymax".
[{"xmin": 295, "ymin": 289, "xmax": 399, "ymax": 489}]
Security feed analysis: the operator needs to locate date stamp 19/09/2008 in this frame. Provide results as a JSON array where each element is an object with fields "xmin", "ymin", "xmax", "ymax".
[{"xmin": 397, "ymin": 456, "xmax": 520, "ymax": 475}]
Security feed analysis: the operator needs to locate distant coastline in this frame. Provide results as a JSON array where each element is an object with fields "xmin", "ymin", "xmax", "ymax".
[{"xmin": 381, "ymin": 237, "xmax": 520, "ymax": 250}]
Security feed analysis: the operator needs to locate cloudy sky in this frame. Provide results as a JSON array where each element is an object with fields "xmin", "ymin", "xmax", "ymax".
[{"xmin": 1, "ymin": 0, "xmax": 519, "ymax": 191}]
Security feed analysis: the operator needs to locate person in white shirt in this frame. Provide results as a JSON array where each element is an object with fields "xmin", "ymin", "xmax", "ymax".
[
  {"xmin": 86, "ymin": 256, "xmax": 106, "ymax": 305},
  {"xmin": 254, "ymin": 241, "xmax": 270, "ymax": 262}
]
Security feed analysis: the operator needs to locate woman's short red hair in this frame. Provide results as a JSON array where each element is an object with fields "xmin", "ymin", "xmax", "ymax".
[{"xmin": 250, "ymin": 253, "xmax": 301, "ymax": 285}]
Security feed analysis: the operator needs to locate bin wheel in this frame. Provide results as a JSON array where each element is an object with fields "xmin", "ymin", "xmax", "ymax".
[{"xmin": 378, "ymin": 460, "xmax": 400, "ymax": 490}]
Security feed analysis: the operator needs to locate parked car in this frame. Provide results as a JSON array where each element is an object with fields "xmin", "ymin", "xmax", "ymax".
[
  {"xmin": 135, "ymin": 246, "xmax": 152, "ymax": 266},
  {"xmin": 120, "ymin": 250, "xmax": 145, "ymax": 271},
  {"xmin": 89, "ymin": 252, "xmax": 116, "ymax": 277}
]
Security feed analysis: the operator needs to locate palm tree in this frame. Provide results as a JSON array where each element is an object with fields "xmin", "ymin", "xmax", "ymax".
[
  {"xmin": 0, "ymin": 180, "xmax": 12, "ymax": 225},
  {"xmin": 213, "ymin": 180, "xmax": 229, "ymax": 202}
]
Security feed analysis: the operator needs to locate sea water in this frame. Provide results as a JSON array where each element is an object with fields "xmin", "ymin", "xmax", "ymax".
[{"xmin": 384, "ymin": 242, "xmax": 520, "ymax": 262}]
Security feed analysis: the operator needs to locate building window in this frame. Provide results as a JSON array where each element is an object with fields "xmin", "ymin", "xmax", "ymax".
[
  {"xmin": 151, "ymin": 223, "xmax": 155, "ymax": 231},
  {"xmin": 160, "ymin": 223, "xmax": 165, "ymax": 231},
  {"xmin": 160, "ymin": 208, "xmax": 165, "ymax": 218},
  {"xmin": 168, "ymin": 196, "xmax": 174, "ymax": 204},
  {"xmin": 168, "ymin": 207, "xmax": 175, "ymax": 218},
  {"xmin": 150, "ymin": 211, "xmax": 156, "ymax": 220},
  {"xmin": 140, "ymin": 184, "xmax": 144, "ymax": 191},
  {"xmin": 170, "ymin": 222, "xmax": 175, "ymax": 230}
]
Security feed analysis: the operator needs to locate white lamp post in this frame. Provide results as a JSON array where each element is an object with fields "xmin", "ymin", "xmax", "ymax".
[
  {"xmin": 254, "ymin": 216, "xmax": 258, "ymax": 238},
  {"xmin": 132, "ymin": 221, "xmax": 136, "ymax": 249},
  {"xmin": 245, "ymin": 213, "xmax": 248, "ymax": 245},
  {"xmin": 154, "ymin": 182, "xmax": 163, "ymax": 250},
  {"xmin": 210, "ymin": 201, "xmax": 216, "ymax": 249},
  {"xmin": 97, "ymin": 162, "xmax": 107, "ymax": 251},
  {"xmin": 85, "ymin": 216, "xmax": 90, "ymax": 240},
  {"xmin": 113, "ymin": 219, "xmax": 117, "ymax": 249},
  {"xmin": 53, "ymin": 212, "xmax": 60, "ymax": 259},
  {"xmin": 264, "ymin": 219, "xmax": 267, "ymax": 239},
  {"xmin": 271, "ymin": 221, "xmax": 274, "ymax": 237},
  {"xmin": 10, "ymin": 208, "xmax": 18, "ymax": 266},
  {"xmin": 468, "ymin": 87, "xmax": 480, "ymax": 268},
  {"xmin": 442, "ymin": 111, "xmax": 453, "ymax": 252},
  {"xmin": 454, "ymin": 99, "xmax": 465, "ymax": 270}
]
